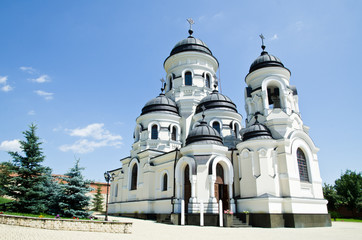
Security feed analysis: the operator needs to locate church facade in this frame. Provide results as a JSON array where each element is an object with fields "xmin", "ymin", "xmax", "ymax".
[{"xmin": 107, "ymin": 26, "xmax": 330, "ymax": 228}]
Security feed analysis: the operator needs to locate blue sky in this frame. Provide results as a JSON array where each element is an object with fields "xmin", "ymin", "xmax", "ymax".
[{"xmin": 0, "ymin": 0, "xmax": 361, "ymax": 184}]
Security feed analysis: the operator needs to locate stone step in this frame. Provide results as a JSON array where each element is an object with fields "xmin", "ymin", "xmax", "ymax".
[{"xmin": 231, "ymin": 215, "xmax": 251, "ymax": 228}]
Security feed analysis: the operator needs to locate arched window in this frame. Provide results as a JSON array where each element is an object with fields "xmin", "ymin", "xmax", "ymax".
[
  {"xmin": 297, "ymin": 148, "xmax": 309, "ymax": 182},
  {"xmin": 169, "ymin": 77, "xmax": 173, "ymax": 90},
  {"xmin": 185, "ymin": 72, "xmax": 192, "ymax": 86},
  {"xmin": 267, "ymin": 86, "xmax": 281, "ymax": 109},
  {"xmin": 151, "ymin": 125, "xmax": 158, "ymax": 139},
  {"xmin": 131, "ymin": 164, "xmax": 138, "ymax": 190},
  {"xmin": 234, "ymin": 123, "xmax": 239, "ymax": 138},
  {"xmin": 206, "ymin": 74, "xmax": 211, "ymax": 88},
  {"xmin": 171, "ymin": 126, "xmax": 177, "ymax": 141},
  {"xmin": 212, "ymin": 121, "xmax": 221, "ymax": 134},
  {"xmin": 162, "ymin": 173, "xmax": 168, "ymax": 191}
]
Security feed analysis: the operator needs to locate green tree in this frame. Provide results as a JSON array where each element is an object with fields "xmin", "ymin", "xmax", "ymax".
[
  {"xmin": 43, "ymin": 171, "xmax": 62, "ymax": 215},
  {"xmin": 6, "ymin": 124, "xmax": 50, "ymax": 213},
  {"xmin": 92, "ymin": 184, "xmax": 104, "ymax": 212},
  {"xmin": 334, "ymin": 170, "xmax": 362, "ymax": 215},
  {"xmin": 323, "ymin": 183, "xmax": 338, "ymax": 211},
  {"xmin": 0, "ymin": 162, "xmax": 12, "ymax": 197},
  {"xmin": 59, "ymin": 159, "xmax": 93, "ymax": 218}
]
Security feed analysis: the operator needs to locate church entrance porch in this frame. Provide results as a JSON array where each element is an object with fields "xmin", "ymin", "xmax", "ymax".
[{"xmin": 214, "ymin": 163, "xmax": 230, "ymax": 212}]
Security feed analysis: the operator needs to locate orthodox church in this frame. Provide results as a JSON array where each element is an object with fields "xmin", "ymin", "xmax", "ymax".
[{"xmin": 107, "ymin": 23, "xmax": 330, "ymax": 228}]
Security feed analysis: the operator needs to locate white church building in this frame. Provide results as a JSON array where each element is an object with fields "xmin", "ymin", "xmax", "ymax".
[{"xmin": 107, "ymin": 24, "xmax": 331, "ymax": 228}]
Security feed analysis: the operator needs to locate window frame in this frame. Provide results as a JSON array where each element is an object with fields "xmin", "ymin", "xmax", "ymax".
[
  {"xmin": 212, "ymin": 121, "xmax": 221, "ymax": 134},
  {"xmin": 185, "ymin": 71, "xmax": 192, "ymax": 86},
  {"xmin": 297, "ymin": 148, "xmax": 309, "ymax": 182},
  {"xmin": 130, "ymin": 164, "xmax": 138, "ymax": 190},
  {"xmin": 205, "ymin": 74, "xmax": 211, "ymax": 88},
  {"xmin": 151, "ymin": 124, "xmax": 158, "ymax": 140}
]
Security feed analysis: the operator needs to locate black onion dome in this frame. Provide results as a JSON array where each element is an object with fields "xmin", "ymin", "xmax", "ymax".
[
  {"xmin": 171, "ymin": 36, "xmax": 212, "ymax": 56},
  {"xmin": 249, "ymin": 50, "xmax": 288, "ymax": 73},
  {"xmin": 186, "ymin": 120, "xmax": 223, "ymax": 146},
  {"xmin": 164, "ymin": 36, "xmax": 218, "ymax": 66},
  {"xmin": 141, "ymin": 93, "xmax": 179, "ymax": 116},
  {"xmin": 242, "ymin": 122, "xmax": 273, "ymax": 141},
  {"xmin": 196, "ymin": 90, "xmax": 237, "ymax": 114}
]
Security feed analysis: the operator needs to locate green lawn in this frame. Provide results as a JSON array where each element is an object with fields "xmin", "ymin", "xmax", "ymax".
[
  {"xmin": 1, "ymin": 211, "xmax": 97, "ymax": 220},
  {"xmin": 332, "ymin": 218, "xmax": 362, "ymax": 222},
  {"xmin": 2, "ymin": 212, "xmax": 55, "ymax": 218}
]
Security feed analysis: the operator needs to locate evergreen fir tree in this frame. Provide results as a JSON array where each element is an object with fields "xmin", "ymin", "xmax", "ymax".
[
  {"xmin": 0, "ymin": 161, "xmax": 12, "ymax": 197},
  {"xmin": 92, "ymin": 184, "xmax": 104, "ymax": 212},
  {"xmin": 59, "ymin": 159, "xmax": 93, "ymax": 218},
  {"xmin": 43, "ymin": 171, "xmax": 62, "ymax": 215},
  {"xmin": 6, "ymin": 124, "xmax": 50, "ymax": 213}
]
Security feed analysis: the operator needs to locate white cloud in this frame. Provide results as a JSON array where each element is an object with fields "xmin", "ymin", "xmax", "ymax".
[
  {"xmin": 0, "ymin": 76, "xmax": 7, "ymax": 84},
  {"xmin": 0, "ymin": 75, "xmax": 13, "ymax": 92},
  {"xmin": 1, "ymin": 85, "xmax": 12, "ymax": 92},
  {"xmin": 0, "ymin": 139, "xmax": 21, "ymax": 152},
  {"xmin": 35, "ymin": 90, "xmax": 54, "ymax": 100},
  {"xmin": 59, "ymin": 123, "xmax": 122, "ymax": 154},
  {"xmin": 270, "ymin": 34, "xmax": 278, "ymax": 41},
  {"xmin": 28, "ymin": 110, "xmax": 36, "ymax": 115},
  {"xmin": 30, "ymin": 74, "xmax": 51, "ymax": 83},
  {"xmin": 20, "ymin": 66, "xmax": 37, "ymax": 74}
]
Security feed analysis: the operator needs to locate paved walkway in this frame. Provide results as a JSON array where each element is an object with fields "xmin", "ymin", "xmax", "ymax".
[{"xmin": 1, "ymin": 215, "xmax": 361, "ymax": 240}]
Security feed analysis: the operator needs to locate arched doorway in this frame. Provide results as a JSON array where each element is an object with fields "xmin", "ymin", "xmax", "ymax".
[
  {"xmin": 184, "ymin": 165, "xmax": 191, "ymax": 213},
  {"xmin": 214, "ymin": 163, "xmax": 229, "ymax": 211}
]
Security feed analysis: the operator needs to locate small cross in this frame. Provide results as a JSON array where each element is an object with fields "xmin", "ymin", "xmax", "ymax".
[
  {"xmin": 259, "ymin": 34, "xmax": 265, "ymax": 45},
  {"xmin": 259, "ymin": 34, "xmax": 266, "ymax": 50},
  {"xmin": 160, "ymin": 78, "xmax": 165, "ymax": 93},
  {"xmin": 187, "ymin": 18, "xmax": 195, "ymax": 36},
  {"xmin": 187, "ymin": 18, "xmax": 194, "ymax": 30},
  {"xmin": 201, "ymin": 105, "xmax": 206, "ymax": 120}
]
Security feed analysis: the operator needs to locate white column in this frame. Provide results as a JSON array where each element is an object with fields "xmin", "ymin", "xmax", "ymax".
[
  {"xmin": 200, "ymin": 202, "xmax": 204, "ymax": 227},
  {"xmin": 209, "ymin": 175, "xmax": 215, "ymax": 198},
  {"xmin": 261, "ymin": 90, "xmax": 269, "ymax": 116},
  {"xmin": 191, "ymin": 176, "xmax": 196, "ymax": 199},
  {"xmin": 176, "ymin": 183, "xmax": 181, "ymax": 199},
  {"xmin": 228, "ymin": 184, "xmax": 233, "ymax": 201},
  {"xmin": 219, "ymin": 200, "xmax": 223, "ymax": 227},
  {"xmin": 181, "ymin": 199, "xmax": 185, "ymax": 226}
]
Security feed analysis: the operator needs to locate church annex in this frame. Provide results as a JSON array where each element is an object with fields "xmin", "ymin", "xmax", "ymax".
[{"xmin": 107, "ymin": 23, "xmax": 331, "ymax": 228}]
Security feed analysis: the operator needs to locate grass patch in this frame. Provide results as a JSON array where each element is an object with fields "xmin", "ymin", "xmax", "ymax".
[
  {"xmin": 2, "ymin": 212, "xmax": 55, "ymax": 218},
  {"xmin": 0, "ymin": 197, "xmax": 13, "ymax": 204},
  {"xmin": 1, "ymin": 211, "xmax": 98, "ymax": 220},
  {"xmin": 332, "ymin": 218, "xmax": 362, "ymax": 222}
]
